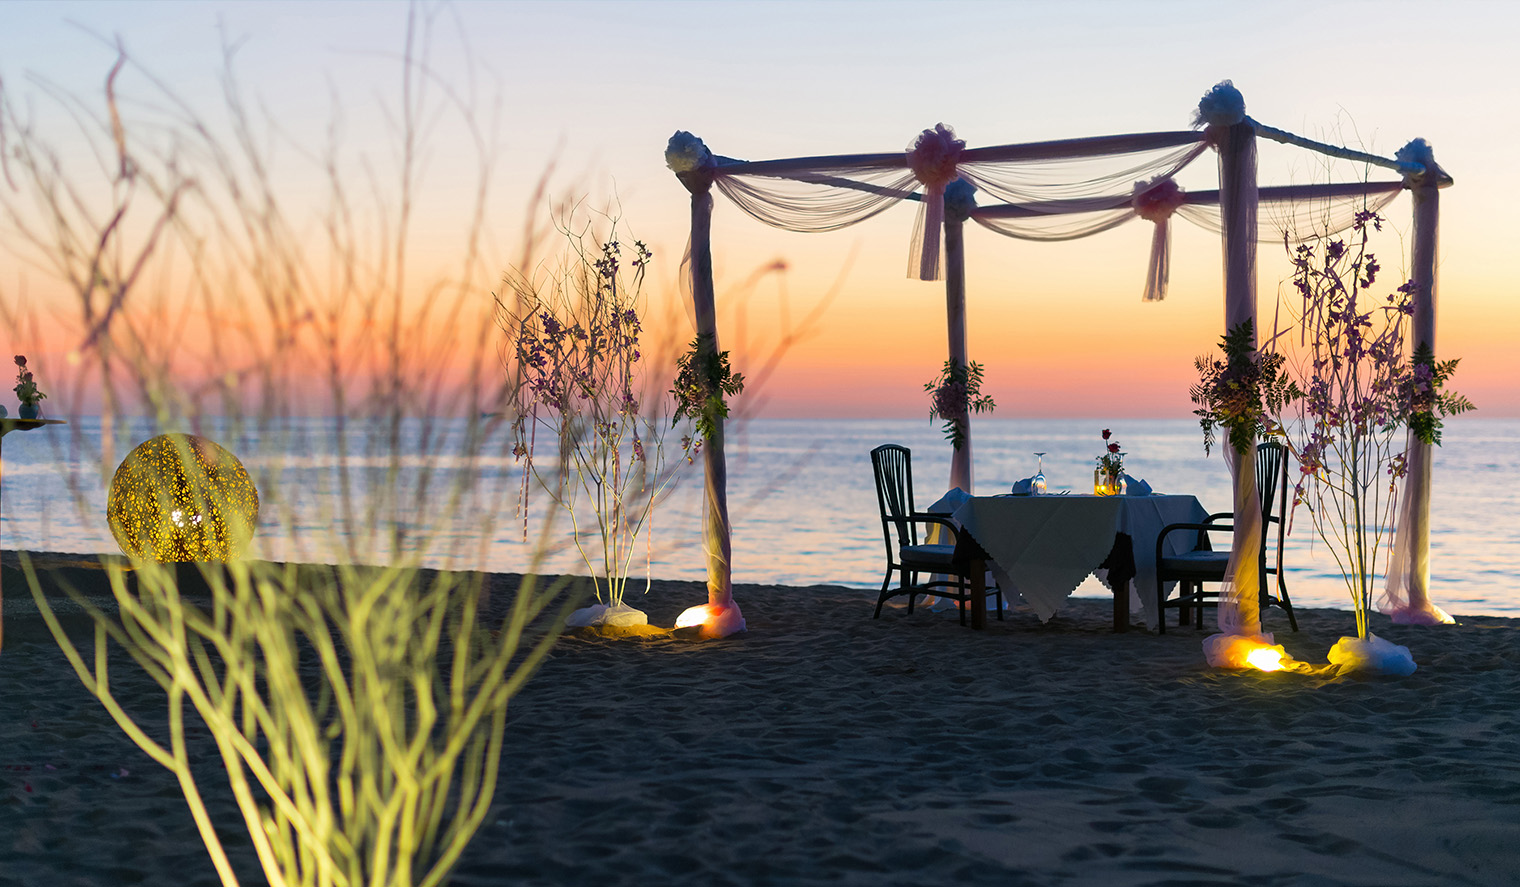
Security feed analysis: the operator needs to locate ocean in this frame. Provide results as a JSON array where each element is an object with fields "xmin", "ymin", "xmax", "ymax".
[{"xmin": 2, "ymin": 416, "xmax": 1514, "ymax": 617}]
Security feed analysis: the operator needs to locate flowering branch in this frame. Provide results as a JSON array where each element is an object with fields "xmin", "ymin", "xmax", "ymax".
[
  {"xmin": 500, "ymin": 221, "xmax": 676, "ymax": 612},
  {"xmin": 1269, "ymin": 208, "xmax": 1470, "ymax": 641}
]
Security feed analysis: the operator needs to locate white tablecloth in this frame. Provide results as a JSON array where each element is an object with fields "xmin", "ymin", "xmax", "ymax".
[{"xmin": 950, "ymin": 494, "xmax": 1207, "ymax": 628}]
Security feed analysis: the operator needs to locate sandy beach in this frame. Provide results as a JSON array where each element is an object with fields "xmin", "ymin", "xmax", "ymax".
[{"xmin": 3, "ymin": 554, "xmax": 1519, "ymax": 887}]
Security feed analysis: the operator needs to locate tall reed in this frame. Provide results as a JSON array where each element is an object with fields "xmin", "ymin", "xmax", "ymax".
[{"xmin": 2, "ymin": 11, "xmax": 579, "ymax": 885}]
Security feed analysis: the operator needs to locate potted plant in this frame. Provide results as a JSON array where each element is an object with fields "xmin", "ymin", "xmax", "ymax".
[{"xmin": 13, "ymin": 354, "xmax": 45, "ymax": 419}]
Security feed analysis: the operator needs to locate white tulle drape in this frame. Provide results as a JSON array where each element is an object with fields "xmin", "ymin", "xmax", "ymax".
[
  {"xmin": 943, "ymin": 186, "xmax": 973, "ymax": 493},
  {"xmin": 713, "ymin": 165, "xmax": 921, "ymax": 232},
  {"xmin": 1381, "ymin": 146, "xmax": 1452, "ymax": 625},
  {"xmin": 704, "ymin": 131, "xmax": 1210, "ymax": 282},
  {"xmin": 1201, "ymin": 117, "xmax": 1278, "ymax": 668},
  {"xmin": 1174, "ymin": 182, "xmax": 1403, "ymax": 246},
  {"xmin": 701, "ymin": 123, "xmax": 1408, "ymax": 306},
  {"xmin": 666, "ymin": 132, "xmax": 746, "ymax": 638}
]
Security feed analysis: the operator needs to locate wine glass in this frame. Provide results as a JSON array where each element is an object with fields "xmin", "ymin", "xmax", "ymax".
[{"xmin": 1032, "ymin": 452, "xmax": 1047, "ymax": 496}]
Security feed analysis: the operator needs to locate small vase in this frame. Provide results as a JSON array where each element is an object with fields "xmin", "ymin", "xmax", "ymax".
[
  {"xmin": 1094, "ymin": 469, "xmax": 1115, "ymax": 496},
  {"xmin": 18, "ymin": 402, "xmax": 39, "ymax": 420}
]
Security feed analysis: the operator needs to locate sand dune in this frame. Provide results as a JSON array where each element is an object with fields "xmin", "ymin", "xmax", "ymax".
[{"xmin": 3, "ymin": 557, "xmax": 1518, "ymax": 886}]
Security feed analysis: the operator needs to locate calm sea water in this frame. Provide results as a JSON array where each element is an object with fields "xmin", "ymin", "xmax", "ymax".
[{"xmin": 3, "ymin": 416, "xmax": 1514, "ymax": 617}]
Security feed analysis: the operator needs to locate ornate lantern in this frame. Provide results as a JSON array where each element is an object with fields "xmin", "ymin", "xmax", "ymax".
[{"xmin": 106, "ymin": 433, "xmax": 260, "ymax": 562}]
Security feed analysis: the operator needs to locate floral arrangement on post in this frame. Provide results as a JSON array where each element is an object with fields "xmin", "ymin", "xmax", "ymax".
[
  {"xmin": 1404, "ymin": 343, "xmax": 1470, "ymax": 447},
  {"xmin": 500, "ymin": 219, "xmax": 678, "ymax": 631},
  {"xmin": 670, "ymin": 331, "xmax": 744, "ymax": 457},
  {"xmin": 13, "ymin": 354, "xmax": 45, "ymax": 418},
  {"xmin": 924, "ymin": 357, "xmax": 993, "ymax": 450},
  {"xmin": 1189, "ymin": 320, "xmax": 1295, "ymax": 457},
  {"xmin": 1270, "ymin": 209, "xmax": 1470, "ymax": 675}
]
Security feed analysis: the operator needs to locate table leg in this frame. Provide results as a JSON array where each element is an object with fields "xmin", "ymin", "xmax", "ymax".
[
  {"xmin": 1099, "ymin": 532, "xmax": 1137, "ymax": 634},
  {"xmin": 970, "ymin": 556, "xmax": 987, "ymax": 630}
]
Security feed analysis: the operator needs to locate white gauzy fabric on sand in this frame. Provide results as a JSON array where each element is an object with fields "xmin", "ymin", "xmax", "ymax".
[
  {"xmin": 1328, "ymin": 633, "xmax": 1418, "ymax": 676},
  {"xmin": 565, "ymin": 603, "xmax": 649, "ymax": 629}
]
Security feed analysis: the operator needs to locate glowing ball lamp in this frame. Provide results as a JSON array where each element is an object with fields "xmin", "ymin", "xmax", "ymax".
[{"xmin": 107, "ymin": 433, "xmax": 260, "ymax": 562}]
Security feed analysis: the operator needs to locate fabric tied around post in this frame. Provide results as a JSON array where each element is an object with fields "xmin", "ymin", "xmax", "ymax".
[
  {"xmin": 943, "ymin": 177, "xmax": 977, "ymax": 224},
  {"xmin": 907, "ymin": 123, "xmax": 964, "ymax": 281},
  {"xmin": 668, "ymin": 130, "xmax": 715, "ymax": 330},
  {"xmin": 1132, "ymin": 177, "xmax": 1185, "ymax": 302},
  {"xmin": 1194, "ymin": 79, "xmax": 1246, "ymax": 149}
]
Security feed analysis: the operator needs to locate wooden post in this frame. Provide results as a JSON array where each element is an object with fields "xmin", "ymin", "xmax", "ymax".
[
  {"xmin": 677, "ymin": 166, "xmax": 736, "ymax": 618},
  {"xmin": 944, "ymin": 213, "xmax": 973, "ymax": 494},
  {"xmin": 1384, "ymin": 149, "xmax": 1446, "ymax": 621},
  {"xmin": 1216, "ymin": 118, "xmax": 1264, "ymax": 638}
]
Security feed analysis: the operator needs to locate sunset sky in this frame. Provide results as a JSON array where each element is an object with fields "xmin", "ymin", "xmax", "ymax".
[{"xmin": 2, "ymin": 0, "xmax": 1515, "ymax": 418}]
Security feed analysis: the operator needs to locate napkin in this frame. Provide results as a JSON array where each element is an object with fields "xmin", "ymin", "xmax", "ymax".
[
  {"xmin": 926, "ymin": 486, "xmax": 972, "ymax": 515},
  {"xmin": 1122, "ymin": 474, "xmax": 1153, "ymax": 496},
  {"xmin": 1010, "ymin": 477, "xmax": 1034, "ymax": 495}
]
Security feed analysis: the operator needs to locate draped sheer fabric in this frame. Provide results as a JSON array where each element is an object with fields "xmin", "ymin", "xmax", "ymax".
[
  {"xmin": 1380, "ymin": 166, "xmax": 1451, "ymax": 625},
  {"xmin": 1211, "ymin": 120, "xmax": 1265, "ymax": 650},
  {"xmin": 712, "ymin": 166, "xmax": 921, "ymax": 233},
  {"xmin": 1175, "ymin": 182, "xmax": 1404, "ymax": 245},
  {"xmin": 959, "ymin": 140, "xmax": 1206, "ymax": 208},
  {"xmin": 1381, "ymin": 435, "xmax": 1451, "ymax": 623},
  {"xmin": 705, "ymin": 133, "xmax": 1211, "ymax": 280},
  {"xmin": 705, "ymin": 130, "xmax": 1404, "ymax": 299}
]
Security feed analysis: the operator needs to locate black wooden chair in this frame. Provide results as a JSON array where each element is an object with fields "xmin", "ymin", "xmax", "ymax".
[
  {"xmin": 870, "ymin": 444, "xmax": 1002, "ymax": 624},
  {"xmin": 1153, "ymin": 440, "xmax": 1298, "ymax": 633}
]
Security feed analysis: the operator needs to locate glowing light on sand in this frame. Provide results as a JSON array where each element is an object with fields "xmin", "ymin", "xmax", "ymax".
[
  {"xmin": 1245, "ymin": 646, "xmax": 1286, "ymax": 672},
  {"xmin": 675, "ymin": 603, "xmax": 717, "ymax": 629},
  {"xmin": 674, "ymin": 601, "xmax": 746, "ymax": 638}
]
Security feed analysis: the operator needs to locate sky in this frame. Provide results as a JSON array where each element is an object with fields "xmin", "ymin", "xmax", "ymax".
[{"xmin": 1, "ymin": 0, "xmax": 1515, "ymax": 418}]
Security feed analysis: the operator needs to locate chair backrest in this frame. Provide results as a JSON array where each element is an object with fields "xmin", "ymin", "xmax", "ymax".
[
  {"xmin": 1254, "ymin": 441, "xmax": 1288, "ymax": 525},
  {"xmin": 871, "ymin": 444, "xmax": 916, "ymax": 549},
  {"xmin": 1254, "ymin": 440, "xmax": 1290, "ymax": 567}
]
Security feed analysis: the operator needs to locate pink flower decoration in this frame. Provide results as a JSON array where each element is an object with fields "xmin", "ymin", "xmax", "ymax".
[
  {"xmin": 1132, "ymin": 177, "xmax": 1185, "ymax": 222},
  {"xmin": 906, "ymin": 123, "xmax": 964, "ymax": 188}
]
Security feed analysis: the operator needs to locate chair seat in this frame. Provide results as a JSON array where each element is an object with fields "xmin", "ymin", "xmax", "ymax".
[
  {"xmin": 1158, "ymin": 550, "xmax": 1230, "ymax": 578},
  {"xmin": 900, "ymin": 543, "xmax": 956, "ymax": 569},
  {"xmin": 872, "ymin": 443, "xmax": 1003, "ymax": 626}
]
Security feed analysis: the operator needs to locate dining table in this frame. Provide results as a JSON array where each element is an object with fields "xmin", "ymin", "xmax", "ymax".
[{"xmin": 940, "ymin": 491, "xmax": 1208, "ymax": 632}]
